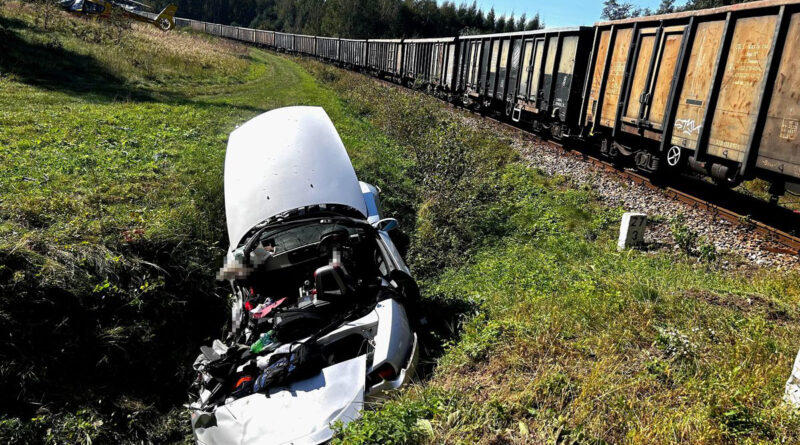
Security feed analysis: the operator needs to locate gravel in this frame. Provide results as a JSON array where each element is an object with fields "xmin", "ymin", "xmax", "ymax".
[{"xmin": 460, "ymin": 112, "xmax": 799, "ymax": 270}]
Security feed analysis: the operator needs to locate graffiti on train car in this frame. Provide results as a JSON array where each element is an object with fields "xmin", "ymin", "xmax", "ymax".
[{"xmin": 674, "ymin": 118, "xmax": 702, "ymax": 136}]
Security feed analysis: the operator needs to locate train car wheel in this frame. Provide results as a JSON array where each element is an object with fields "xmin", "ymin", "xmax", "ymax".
[
  {"xmin": 551, "ymin": 122, "xmax": 563, "ymax": 140},
  {"xmin": 600, "ymin": 137, "xmax": 618, "ymax": 159},
  {"xmin": 666, "ymin": 145, "xmax": 684, "ymax": 169}
]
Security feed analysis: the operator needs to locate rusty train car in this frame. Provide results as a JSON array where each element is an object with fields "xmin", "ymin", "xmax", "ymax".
[
  {"xmin": 583, "ymin": 0, "xmax": 800, "ymax": 196},
  {"xmin": 175, "ymin": 0, "xmax": 799, "ymax": 201}
]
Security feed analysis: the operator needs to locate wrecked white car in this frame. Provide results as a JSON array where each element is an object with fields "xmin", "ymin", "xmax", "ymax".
[{"xmin": 189, "ymin": 106, "xmax": 420, "ymax": 445}]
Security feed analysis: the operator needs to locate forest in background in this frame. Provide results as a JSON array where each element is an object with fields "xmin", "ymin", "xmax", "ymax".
[
  {"xmin": 149, "ymin": 0, "xmax": 543, "ymax": 39},
  {"xmin": 143, "ymin": 0, "xmax": 761, "ymax": 39}
]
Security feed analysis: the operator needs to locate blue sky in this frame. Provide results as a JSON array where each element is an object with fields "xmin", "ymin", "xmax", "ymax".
[{"xmin": 454, "ymin": 0, "xmax": 671, "ymax": 28}]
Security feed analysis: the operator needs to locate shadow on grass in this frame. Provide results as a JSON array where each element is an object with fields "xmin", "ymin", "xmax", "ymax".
[
  {"xmin": 0, "ymin": 240, "xmax": 230, "ymax": 418},
  {"xmin": 0, "ymin": 13, "xmax": 26, "ymax": 29},
  {"xmin": 413, "ymin": 294, "xmax": 478, "ymax": 380},
  {"xmin": 0, "ymin": 16, "xmax": 156, "ymax": 102},
  {"xmin": 0, "ymin": 16, "xmax": 267, "ymax": 113}
]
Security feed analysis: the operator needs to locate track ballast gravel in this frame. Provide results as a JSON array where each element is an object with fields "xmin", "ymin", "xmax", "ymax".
[{"xmin": 461, "ymin": 112, "xmax": 799, "ymax": 270}]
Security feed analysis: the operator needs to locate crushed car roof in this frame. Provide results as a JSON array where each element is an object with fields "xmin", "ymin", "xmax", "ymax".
[{"xmin": 224, "ymin": 106, "xmax": 369, "ymax": 250}]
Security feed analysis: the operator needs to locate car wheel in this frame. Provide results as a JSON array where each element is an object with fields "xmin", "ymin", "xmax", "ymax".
[{"xmin": 158, "ymin": 18, "xmax": 172, "ymax": 31}]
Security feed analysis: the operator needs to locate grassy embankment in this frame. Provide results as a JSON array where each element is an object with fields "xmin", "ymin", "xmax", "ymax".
[
  {"xmin": 296, "ymin": 61, "xmax": 800, "ymax": 444},
  {"xmin": 0, "ymin": 3, "xmax": 408, "ymax": 442},
  {"xmin": 2, "ymin": 2, "xmax": 800, "ymax": 443}
]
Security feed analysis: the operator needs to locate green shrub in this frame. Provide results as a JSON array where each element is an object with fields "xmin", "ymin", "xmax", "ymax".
[
  {"xmin": 332, "ymin": 396, "xmax": 441, "ymax": 445},
  {"xmin": 670, "ymin": 213, "xmax": 698, "ymax": 255},
  {"xmin": 698, "ymin": 239, "xmax": 718, "ymax": 263}
]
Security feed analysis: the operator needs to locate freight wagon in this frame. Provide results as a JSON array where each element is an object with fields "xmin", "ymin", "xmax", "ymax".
[
  {"xmin": 295, "ymin": 34, "xmax": 316, "ymax": 56},
  {"xmin": 402, "ymin": 37, "xmax": 458, "ymax": 93},
  {"xmin": 254, "ymin": 29, "xmax": 275, "ymax": 47},
  {"xmin": 583, "ymin": 0, "xmax": 800, "ymax": 195},
  {"xmin": 340, "ymin": 39, "xmax": 367, "ymax": 68},
  {"xmin": 238, "ymin": 27, "xmax": 255, "ymax": 44},
  {"xmin": 317, "ymin": 36, "xmax": 340, "ymax": 61},
  {"xmin": 221, "ymin": 25, "xmax": 238, "ymax": 40},
  {"xmin": 274, "ymin": 32, "xmax": 293, "ymax": 52},
  {"xmin": 367, "ymin": 39, "xmax": 403, "ymax": 78},
  {"xmin": 458, "ymin": 27, "xmax": 593, "ymax": 138}
]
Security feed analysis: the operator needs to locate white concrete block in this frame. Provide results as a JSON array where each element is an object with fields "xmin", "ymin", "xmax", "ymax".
[
  {"xmin": 786, "ymin": 347, "xmax": 800, "ymax": 407},
  {"xmin": 617, "ymin": 212, "xmax": 647, "ymax": 251}
]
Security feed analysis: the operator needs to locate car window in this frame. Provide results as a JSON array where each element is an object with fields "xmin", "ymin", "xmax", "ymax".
[{"xmin": 259, "ymin": 223, "xmax": 358, "ymax": 254}]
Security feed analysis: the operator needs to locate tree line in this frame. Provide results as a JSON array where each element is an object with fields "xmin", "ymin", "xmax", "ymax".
[
  {"xmin": 601, "ymin": 0, "xmax": 757, "ymax": 20},
  {"xmin": 149, "ymin": 0, "xmax": 543, "ymax": 38}
]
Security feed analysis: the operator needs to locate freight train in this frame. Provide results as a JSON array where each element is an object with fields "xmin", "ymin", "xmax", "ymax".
[{"xmin": 167, "ymin": 0, "xmax": 800, "ymax": 202}]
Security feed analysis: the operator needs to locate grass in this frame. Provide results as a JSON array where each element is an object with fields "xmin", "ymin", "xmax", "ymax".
[{"xmin": 2, "ymin": 3, "xmax": 799, "ymax": 443}]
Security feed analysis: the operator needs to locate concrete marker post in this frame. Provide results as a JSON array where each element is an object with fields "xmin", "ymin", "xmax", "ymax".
[{"xmin": 617, "ymin": 212, "xmax": 647, "ymax": 251}]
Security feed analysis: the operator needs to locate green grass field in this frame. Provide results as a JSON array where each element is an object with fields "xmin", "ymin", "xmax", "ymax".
[
  {"xmin": 0, "ymin": 3, "xmax": 404, "ymax": 442},
  {"xmin": 2, "ymin": 3, "xmax": 800, "ymax": 443}
]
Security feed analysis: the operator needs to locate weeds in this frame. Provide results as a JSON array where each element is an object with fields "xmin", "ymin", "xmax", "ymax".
[
  {"xmin": 670, "ymin": 213, "xmax": 718, "ymax": 263},
  {"xmin": 670, "ymin": 213, "xmax": 699, "ymax": 254},
  {"xmin": 698, "ymin": 239, "xmax": 718, "ymax": 263},
  {"xmin": 331, "ymin": 395, "xmax": 441, "ymax": 445},
  {"xmin": 30, "ymin": 0, "xmax": 59, "ymax": 30}
]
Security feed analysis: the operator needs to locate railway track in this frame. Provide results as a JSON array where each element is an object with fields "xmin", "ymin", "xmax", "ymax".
[{"xmin": 459, "ymin": 106, "xmax": 800, "ymax": 256}]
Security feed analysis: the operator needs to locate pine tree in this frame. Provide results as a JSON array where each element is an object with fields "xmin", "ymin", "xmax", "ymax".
[
  {"xmin": 526, "ymin": 12, "xmax": 542, "ymax": 30},
  {"xmin": 657, "ymin": 0, "xmax": 676, "ymax": 13},
  {"xmin": 601, "ymin": 0, "xmax": 640, "ymax": 19},
  {"xmin": 496, "ymin": 15, "xmax": 505, "ymax": 33},
  {"xmin": 516, "ymin": 13, "xmax": 526, "ymax": 31},
  {"xmin": 485, "ymin": 7, "xmax": 495, "ymax": 31},
  {"xmin": 504, "ymin": 14, "xmax": 516, "ymax": 32}
]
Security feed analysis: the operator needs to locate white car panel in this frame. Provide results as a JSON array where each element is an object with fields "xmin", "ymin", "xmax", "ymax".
[
  {"xmin": 359, "ymin": 181, "xmax": 382, "ymax": 224},
  {"xmin": 369, "ymin": 299, "xmax": 413, "ymax": 375},
  {"xmin": 368, "ymin": 333, "xmax": 418, "ymax": 396},
  {"xmin": 192, "ymin": 355, "xmax": 366, "ymax": 445},
  {"xmin": 378, "ymin": 231, "xmax": 411, "ymax": 275}
]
